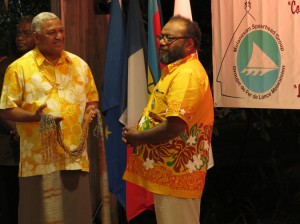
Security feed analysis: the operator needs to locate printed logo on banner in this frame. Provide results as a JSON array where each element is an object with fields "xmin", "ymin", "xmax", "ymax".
[
  {"xmin": 233, "ymin": 5, "xmax": 285, "ymax": 100},
  {"xmin": 213, "ymin": 0, "xmax": 300, "ymax": 108}
]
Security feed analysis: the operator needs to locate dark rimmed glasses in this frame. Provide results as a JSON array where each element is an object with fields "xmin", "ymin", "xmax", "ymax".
[
  {"xmin": 156, "ymin": 34, "xmax": 190, "ymax": 45},
  {"xmin": 16, "ymin": 30, "xmax": 32, "ymax": 38}
]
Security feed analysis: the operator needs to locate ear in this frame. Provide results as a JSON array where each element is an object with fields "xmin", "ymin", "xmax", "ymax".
[
  {"xmin": 33, "ymin": 32, "xmax": 39, "ymax": 44},
  {"xmin": 184, "ymin": 38, "xmax": 195, "ymax": 54}
]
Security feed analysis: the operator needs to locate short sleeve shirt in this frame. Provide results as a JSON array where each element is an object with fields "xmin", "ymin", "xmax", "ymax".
[
  {"xmin": 123, "ymin": 53, "xmax": 214, "ymax": 198},
  {"xmin": 0, "ymin": 48, "xmax": 99, "ymax": 177}
]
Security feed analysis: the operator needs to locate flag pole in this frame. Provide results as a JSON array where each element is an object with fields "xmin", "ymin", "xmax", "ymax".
[{"xmin": 99, "ymin": 114, "xmax": 111, "ymax": 224}]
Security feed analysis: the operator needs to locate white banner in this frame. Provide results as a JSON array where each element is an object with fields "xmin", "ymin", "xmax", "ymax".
[{"xmin": 212, "ymin": 0, "xmax": 300, "ymax": 109}]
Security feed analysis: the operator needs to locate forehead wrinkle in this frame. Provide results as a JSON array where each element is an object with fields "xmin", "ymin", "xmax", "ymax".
[{"xmin": 41, "ymin": 19, "xmax": 63, "ymax": 32}]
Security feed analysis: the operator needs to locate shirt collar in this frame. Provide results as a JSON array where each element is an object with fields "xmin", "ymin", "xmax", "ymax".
[
  {"xmin": 32, "ymin": 47, "xmax": 72, "ymax": 66},
  {"xmin": 161, "ymin": 53, "xmax": 198, "ymax": 78}
]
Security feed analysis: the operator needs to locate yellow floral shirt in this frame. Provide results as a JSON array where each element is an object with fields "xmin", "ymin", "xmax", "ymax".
[
  {"xmin": 123, "ymin": 53, "xmax": 214, "ymax": 198},
  {"xmin": 0, "ymin": 47, "xmax": 99, "ymax": 177}
]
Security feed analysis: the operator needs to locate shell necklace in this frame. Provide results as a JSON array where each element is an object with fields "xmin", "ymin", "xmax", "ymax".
[
  {"xmin": 40, "ymin": 108, "xmax": 103, "ymax": 160},
  {"xmin": 32, "ymin": 52, "xmax": 72, "ymax": 90}
]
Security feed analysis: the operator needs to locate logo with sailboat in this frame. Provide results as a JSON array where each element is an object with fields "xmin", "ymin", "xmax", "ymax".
[
  {"xmin": 237, "ymin": 30, "xmax": 282, "ymax": 95},
  {"xmin": 215, "ymin": 0, "xmax": 285, "ymax": 101}
]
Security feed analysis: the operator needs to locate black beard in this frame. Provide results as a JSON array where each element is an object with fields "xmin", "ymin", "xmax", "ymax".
[{"xmin": 159, "ymin": 45, "xmax": 185, "ymax": 65}]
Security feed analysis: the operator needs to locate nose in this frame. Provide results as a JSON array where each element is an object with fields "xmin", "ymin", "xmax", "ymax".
[{"xmin": 55, "ymin": 30, "xmax": 64, "ymax": 39}]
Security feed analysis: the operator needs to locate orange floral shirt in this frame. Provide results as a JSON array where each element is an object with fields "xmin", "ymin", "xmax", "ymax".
[
  {"xmin": 123, "ymin": 53, "xmax": 214, "ymax": 198},
  {"xmin": 0, "ymin": 48, "xmax": 99, "ymax": 177}
]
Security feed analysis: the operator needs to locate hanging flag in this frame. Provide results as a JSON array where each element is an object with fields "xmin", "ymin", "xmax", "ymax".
[
  {"xmin": 119, "ymin": 0, "xmax": 154, "ymax": 221},
  {"xmin": 173, "ymin": 0, "xmax": 214, "ymax": 169},
  {"xmin": 174, "ymin": 0, "xmax": 192, "ymax": 18},
  {"xmin": 119, "ymin": 2, "xmax": 147, "ymax": 127},
  {"xmin": 147, "ymin": 0, "xmax": 163, "ymax": 94},
  {"xmin": 101, "ymin": 0, "xmax": 127, "ymax": 209}
]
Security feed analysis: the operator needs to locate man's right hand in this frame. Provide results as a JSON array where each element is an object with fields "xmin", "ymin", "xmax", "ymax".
[
  {"xmin": 36, "ymin": 104, "xmax": 63, "ymax": 123},
  {"xmin": 35, "ymin": 104, "xmax": 47, "ymax": 121}
]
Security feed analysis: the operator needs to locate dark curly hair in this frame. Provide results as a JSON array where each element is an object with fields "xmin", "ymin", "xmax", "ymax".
[{"xmin": 169, "ymin": 15, "xmax": 202, "ymax": 50}]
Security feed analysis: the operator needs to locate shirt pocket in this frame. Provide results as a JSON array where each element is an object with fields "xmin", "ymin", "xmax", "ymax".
[{"xmin": 151, "ymin": 88, "xmax": 167, "ymax": 116}]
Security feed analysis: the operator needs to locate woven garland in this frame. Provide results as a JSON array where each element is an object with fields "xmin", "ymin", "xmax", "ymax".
[{"xmin": 40, "ymin": 109, "xmax": 103, "ymax": 160}]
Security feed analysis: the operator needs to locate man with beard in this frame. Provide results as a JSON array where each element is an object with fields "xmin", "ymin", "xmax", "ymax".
[
  {"xmin": 0, "ymin": 15, "xmax": 35, "ymax": 224},
  {"xmin": 122, "ymin": 16, "xmax": 214, "ymax": 224},
  {"xmin": 0, "ymin": 12, "xmax": 99, "ymax": 224}
]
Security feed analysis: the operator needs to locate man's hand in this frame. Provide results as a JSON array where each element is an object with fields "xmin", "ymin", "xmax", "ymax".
[
  {"xmin": 84, "ymin": 104, "xmax": 98, "ymax": 123},
  {"xmin": 122, "ymin": 127, "xmax": 141, "ymax": 147},
  {"xmin": 34, "ymin": 104, "xmax": 46, "ymax": 121},
  {"xmin": 36, "ymin": 104, "xmax": 63, "ymax": 123}
]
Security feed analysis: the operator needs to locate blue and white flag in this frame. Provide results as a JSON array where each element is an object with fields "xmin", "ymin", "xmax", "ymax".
[{"xmin": 101, "ymin": 0, "xmax": 127, "ymax": 208}]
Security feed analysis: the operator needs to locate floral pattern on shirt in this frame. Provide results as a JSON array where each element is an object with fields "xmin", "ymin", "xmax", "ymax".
[
  {"xmin": 135, "ymin": 121, "xmax": 212, "ymax": 174},
  {"xmin": 124, "ymin": 53, "xmax": 214, "ymax": 198},
  {"xmin": 0, "ymin": 48, "xmax": 99, "ymax": 177}
]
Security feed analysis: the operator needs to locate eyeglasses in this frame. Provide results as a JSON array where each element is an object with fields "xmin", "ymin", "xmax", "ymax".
[
  {"xmin": 156, "ymin": 34, "xmax": 190, "ymax": 45},
  {"xmin": 16, "ymin": 30, "xmax": 32, "ymax": 38}
]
